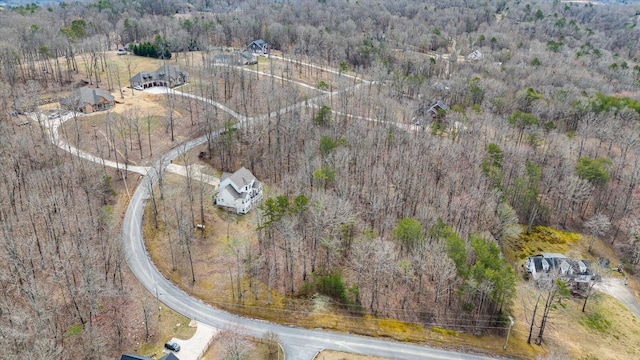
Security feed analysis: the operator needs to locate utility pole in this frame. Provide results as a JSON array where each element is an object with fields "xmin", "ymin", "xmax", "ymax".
[
  {"xmin": 504, "ymin": 316, "xmax": 514, "ymax": 350},
  {"xmin": 155, "ymin": 286, "xmax": 161, "ymax": 319},
  {"xmin": 527, "ymin": 294, "xmax": 541, "ymax": 344}
]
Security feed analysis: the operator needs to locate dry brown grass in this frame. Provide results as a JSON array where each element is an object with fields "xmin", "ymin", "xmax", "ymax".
[
  {"xmin": 56, "ymin": 88, "xmax": 209, "ymax": 168},
  {"xmin": 511, "ymin": 283, "xmax": 640, "ymax": 360}
]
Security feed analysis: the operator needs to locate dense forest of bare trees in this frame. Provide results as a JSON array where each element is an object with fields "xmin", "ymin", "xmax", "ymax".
[
  {"xmin": 198, "ymin": 0, "xmax": 640, "ymax": 331},
  {"xmin": 1, "ymin": 0, "xmax": 640, "ymax": 357},
  {"xmin": 0, "ymin": 118, "xmax": 124, "ymax": 358}
]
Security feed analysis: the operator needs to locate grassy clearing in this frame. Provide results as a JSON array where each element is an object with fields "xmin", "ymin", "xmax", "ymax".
[
  {"xmin": 581, "ymin": 311, "xmax": 612, "ymax": 332},
  {"xmin": 136, "ymin": 307, "xmax": 196, "ymax": 359},
  {"xmin": 539, "ymin": 291, "xmax": 640, "ymax": 359}
]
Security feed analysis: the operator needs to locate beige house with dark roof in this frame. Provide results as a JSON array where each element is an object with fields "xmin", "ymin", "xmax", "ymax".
[
  {"xmin": 214, "ymin": 167, "xmax": 263, "ymax": 214},
  {"xmin": 130, "ymin": 64, "xmax": 189, "ymax": 89},
  {"xmin": 60, "ymin": 87, "xmax": 115, "ymax": 113}
]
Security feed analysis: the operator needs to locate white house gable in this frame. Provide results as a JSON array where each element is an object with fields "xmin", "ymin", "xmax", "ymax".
[{"xmin": 214, "ymin": 167, "xmax": 263, "ymax": 214}]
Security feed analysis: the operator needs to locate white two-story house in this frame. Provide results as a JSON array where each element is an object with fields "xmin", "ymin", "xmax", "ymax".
[{"xmin": 214, "ymin": 167, "xmax": 263, "ymax": 214}]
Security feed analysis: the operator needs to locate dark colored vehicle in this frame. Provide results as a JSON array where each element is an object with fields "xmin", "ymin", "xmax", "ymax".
[{"xmin": 164, "ymin": 341, "xmax": 180, "ymax": 352}]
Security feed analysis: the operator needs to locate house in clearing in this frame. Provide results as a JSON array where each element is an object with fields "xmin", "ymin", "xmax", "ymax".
[
  {"xmin": 247, "ymin": 39, "xmax": 269, "ymax": 56},
  {"xmin": 214, "ymin": 167, "xmax": 263, "ymax": 214},
  {"xmin": 525, "ymin": 252, "xmax": 593, "ymax": 286},
  {"xmin": 426, "ymin": 100, "xmax": 450, "ymax": 118},
  {"xmin": 413, "ymin": 100, "xmax": 450, "ymax": 127},
  {"xmin": 60, "ymin": 87, "xmax": 115, "ymax": 113},
  {"xmin": 129, "ymin": 64, "xmax": 189, "ymax": 89}
]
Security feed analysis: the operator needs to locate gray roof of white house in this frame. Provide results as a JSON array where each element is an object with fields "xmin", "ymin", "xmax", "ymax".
[
  {"xmin": 228, "ymin": 167, "xmax": 258, "ymax": 188},
  {"xmin": 155, "ymin": 64, "xmax": 183, "ymax": 79},
  {"xmin": 466, "ymin": 49, "xmax": 484, "ymax": 61},
  {"xmin": 214, "ymin": 51, "xmax": 256, "ymax": 66},
  {"xmin": 540, "ymin": 252, "xmax": 567, "ymax": 259},
  {"xmin": 60, "ymin": 87, "xmax": 114, "ymax": 107},
  {"xmin": 222, "ymin": 184, "xmax": 249, "ymax": 200}
]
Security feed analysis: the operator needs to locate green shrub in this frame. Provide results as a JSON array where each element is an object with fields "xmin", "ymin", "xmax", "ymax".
[
  {"xmin": 315, "ymin": 272, "xmax": 348, "ymax": 304},
  {"xmin": 297, "ymin": 270, "xmax": 349, "ymax": 305}
]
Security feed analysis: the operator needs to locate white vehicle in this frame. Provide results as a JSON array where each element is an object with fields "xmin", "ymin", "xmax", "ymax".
[
  {"xmin": 133, "ymin": 85, "xmax": 144, "ymax": 91},
  {"xmin": 117, "ymin": 48, "xmax": 128, "ymax": 55}
]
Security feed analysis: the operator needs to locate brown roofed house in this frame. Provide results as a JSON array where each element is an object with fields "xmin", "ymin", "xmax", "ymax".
[{"xmin": 60, "ymin": 87, "xmax": 115, "ymax": 113}]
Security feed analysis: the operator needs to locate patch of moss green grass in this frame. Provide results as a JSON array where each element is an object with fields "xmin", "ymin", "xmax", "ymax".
[{"xmin": 504, "ymin": 225, "xmax": 581, "ymax": 263}]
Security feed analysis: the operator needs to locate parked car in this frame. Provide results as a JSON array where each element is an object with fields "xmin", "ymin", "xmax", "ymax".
[
  {"xmin": 133, "ymin": 85, "xmax": 144, "ymax": 91},
  {"xmin": 117, "ymin": 48, "xmax": 128, "ymax": 55},
  {"xmin": 164, "ymin": 341, "xmax": 180, "ymax": 352},
  {"xmin": 48, "ymin": 113, "xmax": 60, "ymax": 119}
]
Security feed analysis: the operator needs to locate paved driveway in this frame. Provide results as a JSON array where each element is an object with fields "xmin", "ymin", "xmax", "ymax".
[
  {"xmin": 167, "ymin": 321, "xmax": 217, "ymax": 360},
  {"xmin": 596, "ymin": 277, "xmax": 640, "ymax": 320}
]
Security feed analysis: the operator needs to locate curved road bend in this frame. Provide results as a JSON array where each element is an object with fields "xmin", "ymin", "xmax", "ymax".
[
  {"xmin": 41, "ymin": 80, "xmax": 495, "ymax": 358},
  {"xmin": 124, "ymin": 138, "xmax": 494, "ymax": 360},
  {"xmin": 121, "ymin": 90, "xmax": 495, "ymax": 359}
]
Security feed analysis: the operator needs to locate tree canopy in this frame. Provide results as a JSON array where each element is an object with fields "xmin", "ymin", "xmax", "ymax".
[{"xmin": 576, "ymin": 157, "xmax": 611, "ymax": 187}]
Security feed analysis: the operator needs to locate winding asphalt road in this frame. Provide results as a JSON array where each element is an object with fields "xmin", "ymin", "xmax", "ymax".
[
  {"xmin": 45, "ymin": 59, "xmax": 496, "ymax": 359},
  {"xmin": 124, "ymin": 88, "xmax": 497, "ymax": 358},
  {"xmin": 121, "ymin": 120, "xmax": 494, "ymax": 360}
]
